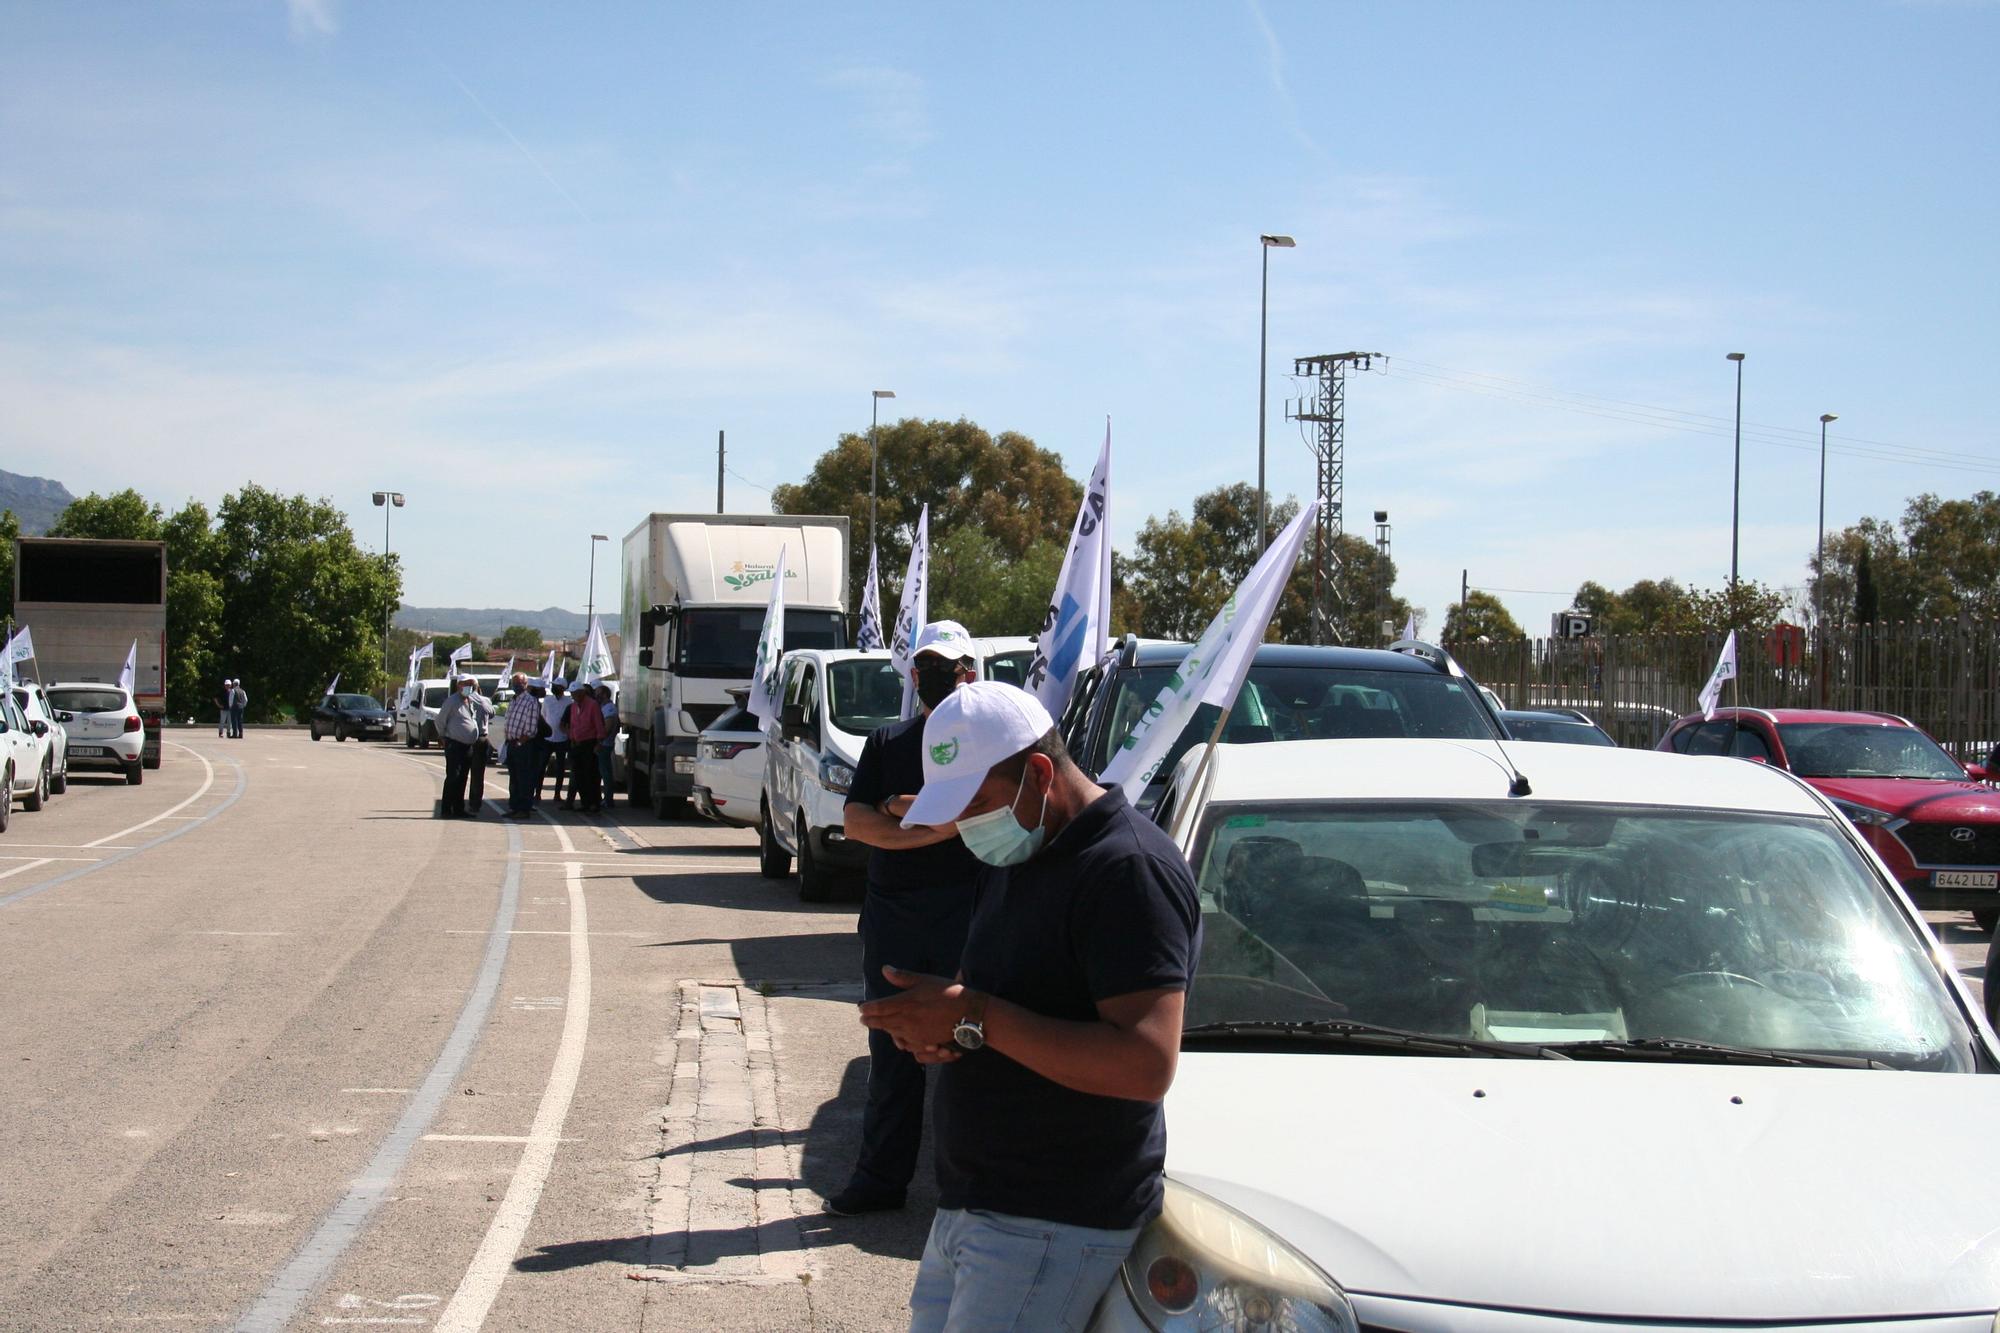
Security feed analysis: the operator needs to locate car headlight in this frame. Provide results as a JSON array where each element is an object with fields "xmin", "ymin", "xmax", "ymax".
[
  {"xmin": 1832, "ymin": 798, "xmax": 1902, "ymax": 829},
  {"xmin": 1120, "ymin": 1179, "xmax": 1357, "ymax": 1333},
  {"xmin": 819, "ymin": 755, "xmax": 856, "ymax": 794}
]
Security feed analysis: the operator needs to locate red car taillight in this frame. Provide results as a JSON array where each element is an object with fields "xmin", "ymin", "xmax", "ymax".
[{"xmin": 124, "ymin": 715, "xmax": 143, "ymax": 732}]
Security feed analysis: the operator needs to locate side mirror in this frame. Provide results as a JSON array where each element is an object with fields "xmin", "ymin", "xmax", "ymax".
[
  {"xmin": 1967, "ymin": 763, "xmax": 1992, "ymax": 783},
  {"xmin": 1742, "ymin": 754, "xmax": 1769, "ymax": 765},
  {"xmin": 31, "ymin": 720, "xmax": 47, "ymax": 737},
  {"xmin": 780, "ymin": 703, "xmax": 810, "ymax": 741},
  {"xmin": 56, "ymin": 711, "xmax": 73, "ymax": 723}
]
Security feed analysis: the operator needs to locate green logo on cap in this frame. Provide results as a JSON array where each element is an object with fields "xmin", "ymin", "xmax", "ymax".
[{"xmin": 930, "ymin": 738, "xmax": 960, "ymax": 766}]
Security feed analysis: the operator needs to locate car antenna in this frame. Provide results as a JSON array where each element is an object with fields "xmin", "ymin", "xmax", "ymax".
[{"xmin": 1492, "ymin": 738, "xmax": 1533, "ymax": 797}]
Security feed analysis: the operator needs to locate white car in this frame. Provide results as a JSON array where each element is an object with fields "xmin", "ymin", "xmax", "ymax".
[
  {"xmin": 0, "ymin": 691, "xmax": 45, "ymax": 824},
  {"xmin": 1090, "ymin": 737, "xmax": 2000, "ymax": 1332},
  {"xmin": 400, "ymin": 677, "xmax": 449, "ymax": 748},
  {"xmin": 45, "ymin": 682, "xmax": 145, "ymax": 785},
  {"xmin": 12, "ymin": 683, "xmax": 69, "ymax": 807},
  {"xmin": 692, "ymin": 691, "xmax": 764, "ymax": 829},
  {"xmin": 975, "ymin": 634, "xmax": 1038, "ymax": 687},
  {"xmin": 760, "ymin": 648, "xmax": 902, "ymax": 900}
]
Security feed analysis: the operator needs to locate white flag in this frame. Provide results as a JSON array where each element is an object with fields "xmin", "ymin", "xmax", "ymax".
[
  {"xmin": 747, "ymin": 547, "xmax": 789, "ymax": 731},
  {"xmin": 543, "ymin": 647, "xmax": 559, "ymax": 682},
  {"xmin": 118, "ymin": 639, "xmax": 138, "ymax": 694},
  {"xmin": 7, "ymin": 626, "xmax": 33, "ymax": 665},
  {"xmin": 323, "ymin": 672, "xmax": 340, "ymax": 698},
  {"xmin": 447, "ymin": 641, "xmax": 473, "ymax": 669},
  {"xmin": 1698, "ymin": 630, "xmax": 1739, "ymax": 721},
  {"xmin": 1400, "ymin": 611, "xmax": 1418, "ymax": 642},
  {"xmin": 1029, "ymin": 423, "xmax": 1112, "ymax": 718},
  {"xmin": 1102, "ymin": 501, "xmax": 1318, "ymax": 794},
  {"xmin": 500, "ymin": 655, "xmax": 516, "ymax": 686},
  {"xmin": 889, "ymin": 505, "xmax": 930, "ymax": 718},
  {"xmin": 856, "ymin": 546, "xmax": 885, "ymax": 652},
  {"xmin": 408, "ymin": 641, "xmax": 433, "ymax": 683},
  {"xmin": 580, "ymin": 616, "xmax": 614, "ymax": 684}
]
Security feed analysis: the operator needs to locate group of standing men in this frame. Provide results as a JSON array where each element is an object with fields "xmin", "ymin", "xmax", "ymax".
[
  {"xmin": 435, "ymin": 673, "xmax": 618, "ymax": 819},
  {"xmin": 495, "ymin": 672, "xmax": 617, "ymax": 821},
  {"xmin": 213, "ymin": 678, "xmax": 248, "ymax": 738},
  {"xmin": 831, "ymin": 620, "xmax": 1204, "ymax": 1331}
]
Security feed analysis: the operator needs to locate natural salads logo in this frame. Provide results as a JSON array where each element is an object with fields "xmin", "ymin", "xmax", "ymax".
[{"xmin": 722, "ymin": 562, "xmax": 799, "ymax": 591}]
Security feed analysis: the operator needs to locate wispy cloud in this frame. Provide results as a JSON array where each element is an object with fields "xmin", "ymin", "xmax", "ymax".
[
  {"xmin": 285, "ymin": 0, "xmax": 338, "ymax": 41},
  {"xmin": 1245, "ymin": 0, "xmax": 1326, "ymax": 160},
  {"xmin": 824, "ymin": 66, "xmax": 934, "ymax": 153}
]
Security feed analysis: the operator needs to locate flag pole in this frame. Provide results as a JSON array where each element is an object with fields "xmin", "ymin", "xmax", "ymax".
[{"xmin": 1180, "ymin": 704, "xmax": 1237, "ymax": 814}]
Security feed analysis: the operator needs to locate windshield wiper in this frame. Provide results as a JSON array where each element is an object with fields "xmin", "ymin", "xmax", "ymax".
[
  {"xmin": 1182, "ymin": 1019, "xmax": 1545, "ymax": 1059},
  {"xmin": 1538, "ymin": 1037, "xmax": 1890, "ymax": 1070}
]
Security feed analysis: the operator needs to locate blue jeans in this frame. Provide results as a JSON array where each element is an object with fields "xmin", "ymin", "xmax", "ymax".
[
  {"xmin": 506, "ymin": 738, "xmax": 542, "ymax": 813},
  {"xmin": 908, "ymin": 1208, "xmax": 1140, "ymax": 1333}
]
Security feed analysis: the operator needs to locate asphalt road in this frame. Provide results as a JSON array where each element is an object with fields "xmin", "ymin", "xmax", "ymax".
[{"xmin": 0, "ymin": 732, "xmax": 1988, "ymax": 1332}]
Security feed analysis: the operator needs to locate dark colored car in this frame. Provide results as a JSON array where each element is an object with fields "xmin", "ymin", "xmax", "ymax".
[
  {"xmin": 1658, "ymin": 707, "xmax": 2000, "ymax": 929},
  {"xmin": 1499, "ymin": 709, "xmax": 1617, "ymax": 747},
  {"xmin": 1060, "ymin": 637, "xmax": 1506, "ymax": 807},
  {"xmin": 311, "ymin": 693, "xmax": 396, "ymax": 742}
]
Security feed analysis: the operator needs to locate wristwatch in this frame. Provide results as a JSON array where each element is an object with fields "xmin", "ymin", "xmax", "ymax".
[{"xmin": 952, "ymin": 989, "xmax": 989, "ymax": 1051}]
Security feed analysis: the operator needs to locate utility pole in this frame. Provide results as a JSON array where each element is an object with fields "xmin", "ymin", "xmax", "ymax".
[
  {"xmin": 1373, "ymin": 511, "xmax": 1392, "ymax": 644},
  {"xmin": 717, "ymin": 431, "xmax": 725, "ymax": 514},
  {"xmin": 1287, "ymin": 351, "xmax": 1383, "ymax": 645}
]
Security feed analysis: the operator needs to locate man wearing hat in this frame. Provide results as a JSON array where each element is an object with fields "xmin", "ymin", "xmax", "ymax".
[
  {"xmin": 436, "ymin": 673, "xmax": 495, "ymax": 818},
  {"xmin": 827, "ymin": 619, "xmax": 982, "ymax": 1217},
  {"xmin": 502, "ymin": 672, "xmax": 547, "ymax": 820},
  {"xmin": 858, "ymin": 681, "xmax": 1201, "ymax": 1329}
]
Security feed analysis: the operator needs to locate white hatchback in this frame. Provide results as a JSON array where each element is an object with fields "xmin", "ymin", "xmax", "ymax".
[
  {"xmin": 0, "ymin": 691, "xmax": 44, "ymax": 826},
  {"xmin": 760, "ymin": 648, "xmax": 902, "ymax": 901},
  {"xmin": 692, "ymin": 691, "xmax": 764, "ymax": 829},
  {"xmin": 45, "ymin": 682, "xmax": 145, "ymax": 786},
  {"xmin": 1086, "ymin": 738, "xmax": 2000, "ymax": 1332},
  {"xmin": 11, "ymin": 683, "xmax": 68, "ymax": 808}
]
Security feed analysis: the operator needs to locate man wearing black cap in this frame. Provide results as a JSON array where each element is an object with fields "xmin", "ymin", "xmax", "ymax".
[{"xmin": 825, "ymin": 619, "xmax": 981, "ymax": 1217}]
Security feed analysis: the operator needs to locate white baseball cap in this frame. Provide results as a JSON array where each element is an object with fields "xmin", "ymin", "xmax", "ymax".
[
  {"xmin": 901, "ymin": 681, "xmax": 1056, "ymax": 828},
  {"xmin": 912, "ymin": 619, "xmax": 975, "ymax": 662}
]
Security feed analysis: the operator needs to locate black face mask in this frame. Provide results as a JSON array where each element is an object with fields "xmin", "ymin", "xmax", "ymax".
[{"xmin": 914, "ymin": 660, "xmax": 963, "ymax": 710}]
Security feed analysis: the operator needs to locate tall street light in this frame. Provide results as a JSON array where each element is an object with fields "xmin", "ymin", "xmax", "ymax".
[
  {"xmin": 1815, "ymin": 413, "xmax": 1838, "ymax": 632},
  {"xmin": 1258, "ymin": 234, "xmax": 1296, "ymax": 547},
  {"xmin": 869, "ymin": 389, "xmax": 896, "ymax": 558},
  {"xmin": 372, "ymin": 490, "xmax": 405, "ymax": 698},
  {"xmin": 1726, "ymin": 353, "xmax": 1745, "ymax": 588},
  {"xmin": 587, "ymin": 533, "xmax": 609, "ymax": 625}
]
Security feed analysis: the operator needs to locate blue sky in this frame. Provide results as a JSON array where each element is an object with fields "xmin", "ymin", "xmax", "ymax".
[{"xmin": 4, "ymin": 1, "xmax": 1997, "ymax": 631}]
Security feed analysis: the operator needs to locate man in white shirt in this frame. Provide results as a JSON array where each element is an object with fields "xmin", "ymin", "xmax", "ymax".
[{"xmin": 541, "ymin": 678, "xmax": 572, "ymax": 803}]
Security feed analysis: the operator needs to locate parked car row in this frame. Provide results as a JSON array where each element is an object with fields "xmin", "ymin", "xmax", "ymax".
[{"xmin": 0, "ymin": 680, "xmax": 152, "ymax": 831}]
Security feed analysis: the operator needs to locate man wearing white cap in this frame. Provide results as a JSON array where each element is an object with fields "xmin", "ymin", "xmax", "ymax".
[
  {"xmin": 826, "ymin": 619, "xmax": 982, "ymax": 1217},
  {"xmin": 859, "ymin": 681, "xmax": 1202, "ymax": 1330}
]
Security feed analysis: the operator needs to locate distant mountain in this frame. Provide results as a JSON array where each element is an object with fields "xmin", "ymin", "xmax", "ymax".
[
  {"xmin": 0, "ymin": 470, "xmax": 76, "ymax": 535},
  {"xmin": 394, "ymin": 606, "xmax": 619, "ymax": 640}
]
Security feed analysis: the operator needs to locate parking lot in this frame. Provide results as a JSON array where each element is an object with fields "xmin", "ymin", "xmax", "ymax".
[{"xmin": 0, "ymin": 729, "xmax": 1989, "ymax": 1331}]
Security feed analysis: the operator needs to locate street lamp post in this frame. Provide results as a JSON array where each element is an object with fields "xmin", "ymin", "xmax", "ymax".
[
  {"xmin": 587, "ymin": 533, "xmax": 609, "ymax": 625},
  {"xmin": 371, "ymin": 490, "xmax": 404, "ymax": 698},
  {"xmin": 869, "ymin": 389, "xmax": 896, "ymax": 560},
  {"xmin": 1726, "ymin": 353, "xmax": 1745, "ymax": 588},
  {"xmin": 1814, "ymin": 413, "xmax": 1838, "ymax": 629},
  {"xmin": 1258, "ymin": 235, "xmax": 1296, "ymax": 547}
]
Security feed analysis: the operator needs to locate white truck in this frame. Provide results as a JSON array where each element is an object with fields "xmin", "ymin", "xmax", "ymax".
[
  {"xmin": 619, "ymin": 513, "xmax": 850, "ymax": 818},
  {"xmin": 13, "ymin": 537, "xmax": 168, "ymax": 769}
]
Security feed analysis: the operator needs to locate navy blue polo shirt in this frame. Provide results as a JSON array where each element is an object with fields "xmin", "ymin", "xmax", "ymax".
[
  {"xmin": 934, "ymin": 786, "xmax": 1202, "ymax": 1231},
  {"xmin": 847, "ymin": 715, "xmax": 983, "ymax": 896}
]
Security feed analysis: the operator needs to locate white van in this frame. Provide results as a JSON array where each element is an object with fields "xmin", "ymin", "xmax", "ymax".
[
  {"xmin": 975, "ymin": 634, "xmax": 1038, "ymax": 687},
  {"xmin": 759, "ymin": 648, "xmax": 903, "ymax": 901},
  {"xmin": 399, "ymin": 677, "xmax": 449, "ymax": 748}
]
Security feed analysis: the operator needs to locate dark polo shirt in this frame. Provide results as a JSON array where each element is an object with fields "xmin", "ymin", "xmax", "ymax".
[
  {"xmin": 848, "ymin": 714, "xmax": 982, "ymax": 897},
  {"xmin": 934, "ymin": 786, "xmax": 1202, "ymax": 1231}
]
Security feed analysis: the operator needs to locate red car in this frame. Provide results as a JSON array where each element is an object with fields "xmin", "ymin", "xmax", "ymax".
[{"xmin": 1658, "ymin": 708, "xmax": 2000, "ymax": 930}]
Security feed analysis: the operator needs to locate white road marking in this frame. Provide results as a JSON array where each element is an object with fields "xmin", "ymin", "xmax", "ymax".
[
  {"xmin": 83, "ymin": 743, "xmax": 217, "ymax": 847},
  {"xmin": 340, "ymin": 1089, "xmax": 412, "ymax": 1095},
  {"xmin": 0, "ymin": 860, "xmax": 53, "ymax": 880},
  {"xmin": 420, "ymin": 1134, "xmax": 580, "ymax": 1144},
  {"xmin": 191, "ymin": 931, "xmax": 292, "ymax": 937},
  {"xmin": 0, "ymin": 854, "xmax": 100, "ymax": 862},
  {"xmin": 432, "ymin": 859, "xmax": 592, "ymax": 1333},
  {"xmin": 0, "ymin": 842, "xmax": 132, "ymax": 850}
]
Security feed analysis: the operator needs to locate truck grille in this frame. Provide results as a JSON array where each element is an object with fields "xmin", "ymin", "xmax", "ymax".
[{"xmin": 1898, "ymin": 821, "xmax": 2000, "ymax": 867}]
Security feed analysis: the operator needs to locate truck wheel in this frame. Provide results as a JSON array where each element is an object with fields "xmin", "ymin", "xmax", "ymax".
[
  {"xmin": 758, "ymin": 800, "xmax": 792, "ymax": 879},
  {"xmin": 797, "ymin": 818, "xmax": 834, "ymax": 903},
  {"xmin": 24, "ymin": 761, "xmax": 47, "ymax": 813},
  {"xmin": 126, "ymin": 761, "xmax": 144, "ymax": 787},
  {"xmin": 627, "ymin": 765, "xmax": 650, "ymax": 810},
  {"xmin": 143, "ymin": 746, "xmax": 161, "ymax": 770}
]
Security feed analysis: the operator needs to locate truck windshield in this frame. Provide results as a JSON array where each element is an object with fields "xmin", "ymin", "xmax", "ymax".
[
  {"xmin": 677, "ymin": 609, "xmax": 847, "ymax": 679},
  {"xmin": 828, "ymin": 658, "xmax": 904, "ymax": 736}
]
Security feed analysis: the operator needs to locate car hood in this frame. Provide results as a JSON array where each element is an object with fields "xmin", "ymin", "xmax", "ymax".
[
  {"xmin": 1166, "ymin": 1053, "xmax": 2000, "ymax": 1320},
  {"xmin": 1807, "ymin": 775, "xmax": 2000, "ymax": 821}
]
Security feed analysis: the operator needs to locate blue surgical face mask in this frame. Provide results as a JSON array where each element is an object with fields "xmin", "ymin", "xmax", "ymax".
[{"xmin": 956, "ymin": 768, "xmax": 1047, "ymax": 867}]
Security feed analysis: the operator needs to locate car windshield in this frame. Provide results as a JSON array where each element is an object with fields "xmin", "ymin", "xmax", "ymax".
[
  {"xmin": 47, "ymin": 688, "xmax": 127, "ymax": 714},
  {"xmin": 1778, "ymin": 723, "xmax": 1964, "ymax": 780},
  {"xmin": 678, "ymin": 608, "xmax": 847, "ymax": 678},
  {"xmin": 421, "ymin": 686, "xmax": 448, "ymax": 708},
  {"xmin": 332, "ymin": 694, "xmax": 381, "ymax": 709},
  {"xmin": 1091, "ymin": 663, "xmax": 1496, "ymax": 778},
  {"xmin": 982, "ymin": 649, "xmax": 1035, "ymax": 688},
  {"xmin": 1504, "ymin": 714, "xmax": 1615, "ymax": 746},
  {"xmin": 828, "ymin": 658, "xmax": 903, "ymax": 737},
  {"xmin": 1186, "ymin": 799, "xmax": 1977, "ymax": 1071}
]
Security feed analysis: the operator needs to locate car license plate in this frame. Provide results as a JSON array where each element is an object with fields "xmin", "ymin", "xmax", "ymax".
[
  {"xmin": 1934, "ymin": 870, "xmax": 1999, "ymax": 889},
  {"xmin": 70, "ymin": 745, "xmax": 106, "ymax": 757},
  {"xmin": 674, "ymin": 756, "xmax": 695, "ymax": 774}
]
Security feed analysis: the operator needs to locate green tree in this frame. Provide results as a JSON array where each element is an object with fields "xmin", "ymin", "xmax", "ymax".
[
  {"xmin": 1813, "ymin": 492, "xmax": 2000, "ymax": 625},
  {"xmin": 1854, "ymin": 544, "xmax": 1880, "ymax": 624},
  {"xmin": 1442, "ymin": 590, "xmax": 1525, "ymax": 642},
  {"xmin": 493, "ymin": 624, "xmax": 545, "ymax": 651},
  {"xmin": 929, "ymin": 529, "xmax": 1068, "ymax": 638},
  {"xmin": 47, "ymin": 489, "xmax": 164, "ymax": 540},
  {"xmin": 772, "ymin": 417, "xmax": 1082, "ymax": 612},
  {"xmin": 0, "ymin": 510, "xmax": 18, "ymax": 624}
]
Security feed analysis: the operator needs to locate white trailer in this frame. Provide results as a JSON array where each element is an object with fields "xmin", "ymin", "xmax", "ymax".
[{"xmin": 618, "ymin": 513, "xmax": 850, "ymax": 818}]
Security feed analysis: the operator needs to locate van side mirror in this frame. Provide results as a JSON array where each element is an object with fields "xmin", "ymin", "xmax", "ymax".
[{"xmin": 781, "ymin": 703, "xmax": 810, "ymax": 740}]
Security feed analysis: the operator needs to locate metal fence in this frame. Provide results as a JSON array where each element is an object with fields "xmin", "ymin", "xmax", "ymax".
[{"xmin": 1445, "ymin": 619, "xmax": 2000, "ymax": 757}]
